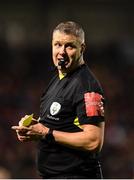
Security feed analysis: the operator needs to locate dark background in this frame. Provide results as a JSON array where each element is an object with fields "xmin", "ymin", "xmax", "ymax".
[{"xmin": 0, "ymin": 0, "xmax": 133, "ymax": 178}]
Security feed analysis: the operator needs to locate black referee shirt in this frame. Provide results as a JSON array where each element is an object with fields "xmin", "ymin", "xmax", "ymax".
[{"xmin": 37, "ymin": 64, "xmax": 105, "ymax": 178}]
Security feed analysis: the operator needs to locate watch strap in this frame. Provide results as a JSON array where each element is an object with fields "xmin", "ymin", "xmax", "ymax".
[{"xmin": 45, "ymin": 128, "xmax": 55, "ymax": 144}]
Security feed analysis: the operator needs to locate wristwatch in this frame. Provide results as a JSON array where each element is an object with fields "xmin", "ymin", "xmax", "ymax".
[{"xmin": 45, "ymin": 128, "xmax": 55, "ymax": 144}]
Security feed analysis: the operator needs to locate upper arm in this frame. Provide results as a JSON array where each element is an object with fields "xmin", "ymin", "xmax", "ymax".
[
  {"xmin": 81, "ymin": 122, "xmax": 105, "ymax": 151},
  {"xmin": 74, "ymin": 90, "xmax": 105, "ymax": 151}
]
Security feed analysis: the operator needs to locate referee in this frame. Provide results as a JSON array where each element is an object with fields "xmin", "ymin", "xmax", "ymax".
[{"xmin": 12, "ymin": 21, "xmax": 105, "ymax": 179}]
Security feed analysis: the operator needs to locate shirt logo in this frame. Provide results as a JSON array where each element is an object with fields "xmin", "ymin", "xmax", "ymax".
[
  {"xmin": 84, "ymin": 92, "xmax": 104, "ymax": 117},
  {"xmin": 50, "ymin": 102, "xmax": 61, "ymax": 116}
]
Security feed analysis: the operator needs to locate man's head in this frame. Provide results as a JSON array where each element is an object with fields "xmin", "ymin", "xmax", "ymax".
[
  {"xmin": 52, "ymin": 21, "xmax": 85, "ymax": 73},
  {"xmin": 53, "ymin": 21, "xmax": 85, "ymax": 44}
]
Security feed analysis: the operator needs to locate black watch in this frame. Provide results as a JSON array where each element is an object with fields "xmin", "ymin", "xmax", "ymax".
[{"xmin": 45, "ymin": 128, "xmax": 55, "ymax": 144}]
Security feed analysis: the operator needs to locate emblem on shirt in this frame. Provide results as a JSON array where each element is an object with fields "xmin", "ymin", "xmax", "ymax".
[{"xmin": 50, "ymin": 102, "xmax": 61, "ymax": 116}]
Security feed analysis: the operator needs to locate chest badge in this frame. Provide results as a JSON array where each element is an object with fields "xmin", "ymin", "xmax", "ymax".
[{"xmin": 50, "ymin": 102, "xmax": 61, "ymax": 115}]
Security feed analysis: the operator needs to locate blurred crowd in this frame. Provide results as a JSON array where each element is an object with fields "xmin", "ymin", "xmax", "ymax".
[{"xmin": 0, "ymin": 37, "xmax": 133, "ymax": 178}]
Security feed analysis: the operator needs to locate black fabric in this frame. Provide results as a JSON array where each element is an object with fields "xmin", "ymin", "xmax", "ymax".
[
  {"xmin": 37, "ymin": 64, "xmax": 105, "ymax": 178},
  {"xmin": 42, "ymin": 166, "xmax": 103, "ymax": 179}
]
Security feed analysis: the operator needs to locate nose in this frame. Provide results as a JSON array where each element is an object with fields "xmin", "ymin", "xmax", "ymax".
[{"xmin": 59, "ymin": 45, "xmax": 66, "ymax": 55}]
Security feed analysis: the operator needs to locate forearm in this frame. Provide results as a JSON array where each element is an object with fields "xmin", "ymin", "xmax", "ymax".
[
  {"xmin": 53, "ymin": 131, "xmax": 96, "ymax": 151},
  {"xmin": 52, "ymin": 123, "xmax": 104, "ymax": 152}
]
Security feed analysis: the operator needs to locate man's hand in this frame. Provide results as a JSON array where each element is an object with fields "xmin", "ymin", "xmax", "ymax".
[{"xmin": 11, "ymin": 123, "xmax": 49, "ymax": 142}]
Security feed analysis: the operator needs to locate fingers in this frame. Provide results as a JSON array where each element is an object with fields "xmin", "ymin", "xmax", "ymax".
[
  {"xmin": 11, "ymin": 125, "xmax": 30, "ymax": 137},
  {"xmin": 11, "ymin": 122, "xmax": 43, "ymax": 142},
  {"xmin": 32, "ymin": 118, "xmax": 38, "ymax": 122},
  {"xmin": 11, "ymin": 126, "xmax": 20, "ymax": 130},
  {"xmin": 11, "ymin": 124, "xmax": 36, "ymax": 142},
  {"xmin": 15, "ymin": 130, "xmax": 32, "ymax": 142},
  {"xmin": 11, "ymin": 125, "xmax": 30, "ymax": 131},
  {"xmin": 18, "ymin": 135, "xmax": 31, "ymax": 142}
]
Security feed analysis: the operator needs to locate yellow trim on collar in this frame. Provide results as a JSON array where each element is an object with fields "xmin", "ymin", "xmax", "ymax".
[
  {"xmin": 59, "ymin": 73, "xmax": 65, "ymax": 80},
  {"xmin": 59, "ymin": 72, "xmax": 67, "ymax": 80}
]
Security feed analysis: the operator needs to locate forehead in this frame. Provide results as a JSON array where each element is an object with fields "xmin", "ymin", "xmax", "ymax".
[{"xmin": 52, "ymin": 31, "xmax": 81, "ymax": 44}]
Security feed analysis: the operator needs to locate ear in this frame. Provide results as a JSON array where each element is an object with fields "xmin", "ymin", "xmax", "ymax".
[{"xmin": 81, "ymin": 43, "xmax": 86, "ymax": 54}]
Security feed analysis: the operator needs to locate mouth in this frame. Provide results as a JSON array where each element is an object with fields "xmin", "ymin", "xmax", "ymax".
[{"xmin": 58, "ymin": 58, "xmax": 69, "ymax": 66}]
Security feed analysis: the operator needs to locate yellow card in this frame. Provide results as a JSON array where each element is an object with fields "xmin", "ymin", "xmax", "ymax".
[{"xmin": 19, "ymin": 114, "xmax": 33, "ymax": 127}]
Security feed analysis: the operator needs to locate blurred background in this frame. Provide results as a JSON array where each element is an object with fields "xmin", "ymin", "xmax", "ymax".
[{"xmin": 0, "ymin": 0, "xmax": 133, "ymax": 178}]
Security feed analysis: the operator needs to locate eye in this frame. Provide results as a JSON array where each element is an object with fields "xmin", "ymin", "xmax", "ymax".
[
  {"xmin": 54, "ymin": 42, "xmax": 61, "ymax": 48},
  {"xmin": 66, "ymin": 43, "xmax": 76, "ymax": 50}
]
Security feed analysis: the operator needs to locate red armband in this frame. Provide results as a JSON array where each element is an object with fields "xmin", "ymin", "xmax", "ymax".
[{"xmin": 84, "ymin": 92, "xmax": 104, "ymax": 117}]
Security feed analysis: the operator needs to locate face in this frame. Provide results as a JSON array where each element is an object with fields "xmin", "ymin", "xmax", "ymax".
[{"xmin": 52, "ymin": 30, "xmax": 84, "ymax": 73}]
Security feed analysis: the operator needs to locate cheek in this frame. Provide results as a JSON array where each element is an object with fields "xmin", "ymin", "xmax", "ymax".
[
  {"xmin": 69, "ymin": 51, "xmax": 80, "ymax": 60},
  {"xmin": 52, "ymin": 48, "xmax": 57, "ymax": 59},
  {"xmin": 67, "ymin": 49, "xmax": 77, "ymax": 58},
  {"xmin": 52, "ymin": 47, "xmax": 56, "ymax": 55}
]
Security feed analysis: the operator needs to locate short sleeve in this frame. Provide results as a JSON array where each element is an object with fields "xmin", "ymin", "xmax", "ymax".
[{"xmin": 75, "ymin": 92, "xmax": 105, "ymax": 125}]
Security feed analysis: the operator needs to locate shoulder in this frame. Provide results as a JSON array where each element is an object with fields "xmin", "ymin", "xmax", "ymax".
[{"xmin": 73, "ymin": 64, "xmax": 103, "ymax": 94}]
